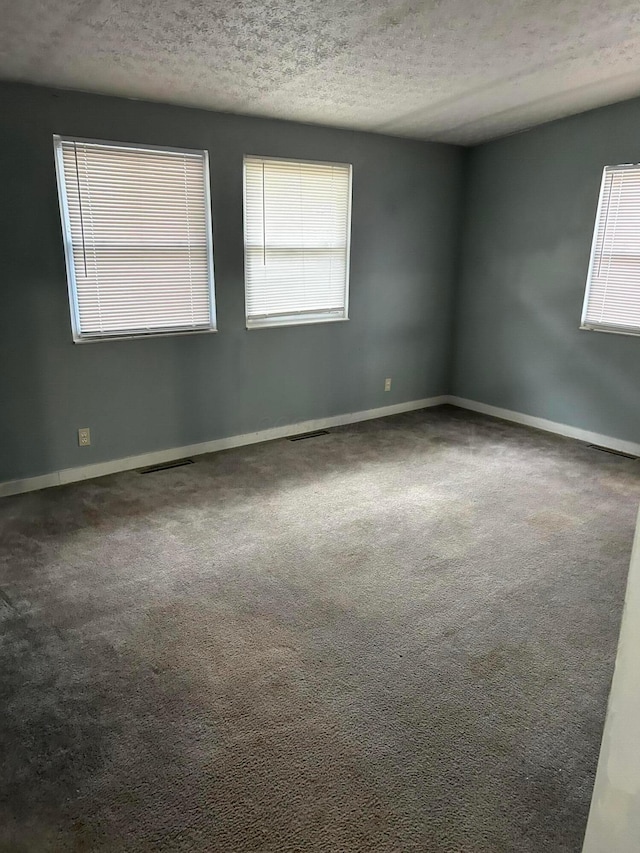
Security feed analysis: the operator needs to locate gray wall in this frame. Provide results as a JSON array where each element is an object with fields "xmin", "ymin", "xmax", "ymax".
[
  {"xmin": 453, "ymin": 98, "xmax": 640, "ymax": 445},
  {"xmin": 0, "ymin": 83, "xmax": 464, "ymax": 482}
]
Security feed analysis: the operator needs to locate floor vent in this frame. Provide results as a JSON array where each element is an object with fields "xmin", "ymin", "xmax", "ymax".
[
  {"xmin": 588, "ymin": 444, "xmax": 637, "ymax": 460},
  {"xmin": 289, "ymin": 430, "xmax": 330, "ymax": 442},
  {"xmin": 139, "ymin": 459, "xmax": 194, "ymax": 474}
]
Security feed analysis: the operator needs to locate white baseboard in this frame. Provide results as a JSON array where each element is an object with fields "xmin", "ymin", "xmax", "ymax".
[
  {"xmin": 0, "ymin": 395, "xmax": 448, "ymax": 498},
  {"xmin": 3, "ymin": 394, "xmax": 637, "ymax": 499},
  {"xmin": 449, "ymin": 396, "xmax": 640, "ymax": 458}
]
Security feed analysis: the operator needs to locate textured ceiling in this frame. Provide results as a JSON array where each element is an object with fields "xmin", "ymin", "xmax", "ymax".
[{"xmin": 2, "ymin": 0, "xmax": 640, "ymax": 144}]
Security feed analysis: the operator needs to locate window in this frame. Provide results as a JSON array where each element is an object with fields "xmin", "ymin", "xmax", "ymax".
[
  {"xmin": 243, "ymin": 156, "xmax": 352, "ymax": 328},
  {"xmin": 54, "ymin": 136, "xmax": 216, "ymax": 341},
  {"xmin": 582, "ymin": 164, "xmax": 640, "ymax": 336}
]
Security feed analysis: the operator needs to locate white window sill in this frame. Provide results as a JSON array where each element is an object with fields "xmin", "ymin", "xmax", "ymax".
[
  {"xmin": 246, "ymin": 315, "xmax": 349, "ymax": 330},
  {"xmin": 73, "ymin": 327, "xmax": 217, "ymax": 344},
  {"xmin": 580, "ymin": 324, "xmax": 640, "ymax": 338}
]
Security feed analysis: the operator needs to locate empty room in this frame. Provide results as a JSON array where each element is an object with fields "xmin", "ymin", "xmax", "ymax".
[{"xmin": 2, "ymin": 1, "xmax": 640, "ymax": 851}]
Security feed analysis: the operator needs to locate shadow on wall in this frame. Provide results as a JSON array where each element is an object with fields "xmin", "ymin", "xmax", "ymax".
[
  {"xmin": 456, "ymin": 233, "xmax": 640, "ymax": 438},
  {"xmin": 0, "ymin": 124, "xmax": 62, "ymax": 482}
]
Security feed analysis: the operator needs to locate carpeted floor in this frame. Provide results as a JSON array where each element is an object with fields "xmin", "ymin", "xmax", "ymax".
[{"xmin": 1, "ymin": 406, "xmax": 638, "ymax": 853}]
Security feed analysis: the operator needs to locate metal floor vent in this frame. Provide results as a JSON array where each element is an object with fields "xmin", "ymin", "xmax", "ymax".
[
  {"xmin": 588, "ymin": 444, "xmax": 637, "ymax": 460},
  {"xmin": 289, "ymin": 429, "xmax": 330, "ymax": 442},
  {"xmin": 140, "ymin": 458, "xmax": 194, "ymax": 474}
]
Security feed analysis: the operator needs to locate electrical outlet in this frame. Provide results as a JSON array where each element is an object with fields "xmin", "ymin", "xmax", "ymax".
[
  {"xmin": 384, "ymin": 378, "xmax": 392, "ymax": 392},
  {"xmin": 78, "ymin": 428, "xmax": 91, "ymax": 447}
]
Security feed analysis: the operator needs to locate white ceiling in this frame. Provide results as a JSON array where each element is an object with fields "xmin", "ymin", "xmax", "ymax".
[{"xmin": 2, "ymin": 0, "xmax": 640, "ymax": 144}]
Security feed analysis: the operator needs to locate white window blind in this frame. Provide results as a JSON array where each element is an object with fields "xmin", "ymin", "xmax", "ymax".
[
  {"xmin": 243, "ymin": 156, "xmax": 352, "ymax": 328},
  {"xmin": 582, "ymin": 164, "xmax": 640, "ymax": 335},
  {"xmin": 54, "ymin": 136, "xmax": 216, "ymax": 341}
]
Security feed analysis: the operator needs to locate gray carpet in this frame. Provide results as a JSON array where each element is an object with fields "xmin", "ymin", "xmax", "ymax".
[{"xmin": 1, "ymin": 406, "xmax": 638, "ymax": 853}]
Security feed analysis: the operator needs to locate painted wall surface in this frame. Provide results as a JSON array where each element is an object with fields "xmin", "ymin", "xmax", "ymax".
[
  {"xmin": 0, "ymin": 83, "xmax": 464, "ymax": 482},
  {"xmin": 582, "ymin": 507, "xmax": 640, "ymax": 853},
  {"xmin": 453, "ymin": 98, "xmax": 640, "ymax": 445}
]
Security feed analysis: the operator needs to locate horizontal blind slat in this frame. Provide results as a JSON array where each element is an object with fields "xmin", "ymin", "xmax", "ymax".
[
  {"xmin": 584, "ymin": 166, "xmax": 640, "ymax": 330},
  {"xmin": 244, "ymin": 156, "xmax": 351, "ymax": 324},
  {"xmin": 56, "ymin": 137, "xmax": 215, "ymax": 338}
]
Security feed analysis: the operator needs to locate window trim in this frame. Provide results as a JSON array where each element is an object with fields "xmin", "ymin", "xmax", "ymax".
[
  {"xmin": 242, "ymin": 154, "xmax": 353, "ymax": 330},
  {"xmin": 580, "ymin": 162, "xmax": 640, "ymax": 338},
  {"xmin": 53, "ymin": 135, "xmax": 217, "ymax": 343}
]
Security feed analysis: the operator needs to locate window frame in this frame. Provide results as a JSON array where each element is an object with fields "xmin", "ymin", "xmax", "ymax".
[
  {"xmin": 581, "ymin": 163, "xmax": 640, "ymax": 338},
  {"xmin": 242, "ymin": 154, "xmax": 353, "ymax": 330},
  {"xmin": 53, "ymin": 135, "xmax": 217, "ymax": 343}
]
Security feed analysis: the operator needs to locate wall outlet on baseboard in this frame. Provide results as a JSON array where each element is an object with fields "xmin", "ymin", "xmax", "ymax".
[
  {"xmin": 78, "ymin": 428, "xmax": 91, "ymax": 447},
  {"xmin": 384, "ymin": 378, "xmax": 392, "ymax": 392}
]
